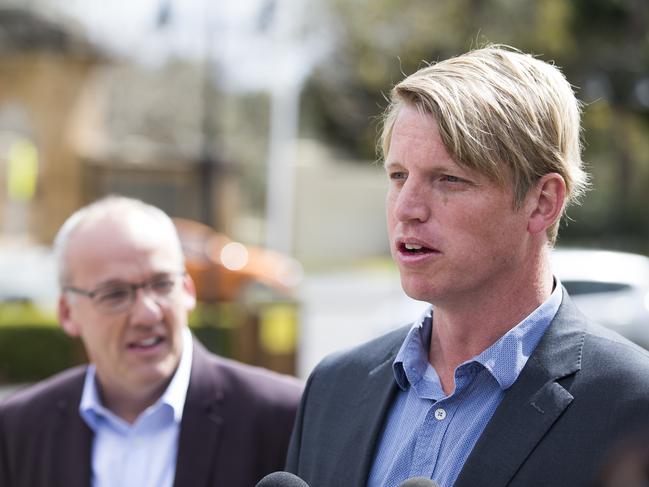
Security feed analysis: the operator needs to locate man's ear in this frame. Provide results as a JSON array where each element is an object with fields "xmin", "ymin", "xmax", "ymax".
[
  {"xmin": 58, "ymin": 294, "xmax": 81, "ymax": 337},
  {"xmin": 527, "ymin": 173, "xmax": 567, "ymax": 235},
  {"xmin": 181, "ymin": 273, "xmax": 197, "ymax": 311}
]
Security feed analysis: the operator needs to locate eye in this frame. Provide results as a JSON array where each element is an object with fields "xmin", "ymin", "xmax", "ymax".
[
  {"xmin": 150, "ymin": 277, "xmax": 176, "ymax": 295},
  {"xmin": 388, "ymin": 170, "xmax": 407, "ymax": 181},
  {"xmin": 440, "ymin": 174, "xmax": 462, "ymax": 183},
  {"xmin": 96, "ymin": 287, "xmax": 131, "ymax": 305}
]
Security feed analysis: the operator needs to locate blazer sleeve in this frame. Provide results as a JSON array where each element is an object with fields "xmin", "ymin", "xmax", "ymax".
[
  {"xmin": 285, "ymin": 370, "xmax": 315, "ymax": 473},
  {"xmin": 0, "ymin": 406, "xmax": 8, "ymax": 487}
]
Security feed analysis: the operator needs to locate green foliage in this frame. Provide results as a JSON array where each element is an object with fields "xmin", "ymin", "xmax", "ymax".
[
  {"xmin": 0, "ymin": 326, "xmax": 85, "ymax": 383},
  {"xmin": 0, "ymin": 301, "xmax": 57, "ymax": 327},
  {"xmin": 0, "ymin": 317, "xmax": 241, "ymax": 385},
  {"xmin": 189, "ymin": 303, "xmax": 249, "ymax": 357},
  {"xmin": 304, "ymin": 0, "xmax": 583, "ymax": 158}
]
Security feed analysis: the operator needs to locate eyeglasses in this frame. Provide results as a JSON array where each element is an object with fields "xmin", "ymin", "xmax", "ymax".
[{"xmin": 63, "ymin": 272, "xmax": 186, "ymax": 315}]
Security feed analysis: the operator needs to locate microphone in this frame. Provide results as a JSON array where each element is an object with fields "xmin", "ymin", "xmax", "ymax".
[
  {"xmin": 398, "ymin": 477, "xmax": 441, "ymax": 487},
  {"xmin": 255, "ymin": 471, "xmax": 310, "ymax": 487}
]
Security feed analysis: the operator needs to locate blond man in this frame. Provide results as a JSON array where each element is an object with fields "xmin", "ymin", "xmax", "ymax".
[{"xmin": 286, "ymin": 46, "xmax": 649, "ymax": 487}]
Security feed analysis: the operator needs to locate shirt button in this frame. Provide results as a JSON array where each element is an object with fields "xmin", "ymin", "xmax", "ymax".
[{"xmin": 434, "ymin": 408, "xmax": 447, "ymax": 421}]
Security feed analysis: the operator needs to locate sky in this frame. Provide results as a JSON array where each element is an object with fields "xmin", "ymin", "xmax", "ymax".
[{"xmin": 54, "ymin": 0, "xmax": 331, "ymax": 92}]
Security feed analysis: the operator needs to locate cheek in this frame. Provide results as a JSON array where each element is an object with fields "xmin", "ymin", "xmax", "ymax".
[
  {"xmin": 78, "ymin": 324, "xmax": 114, "ymax": 365},
  {"xmin": 385, "ymin": 192, "xmax": 398, "ymax": 227},
  {"xmin": 163, "ymin": 303, "xmax": 189, "ymax": 332},
  {"xmin": 450, "ymin": 202, "xmax": 507, "ymax": 243},
  {"xmin": 81, "ymin": 320, "xmax": 113, "ymax": 347},
  {"xmin": 465, "ymin": 205, "xmax": 527, "ymax": 252},
  {"xmin": 67, "ymin": 307, "xmax": 97, "ymax": 340}
]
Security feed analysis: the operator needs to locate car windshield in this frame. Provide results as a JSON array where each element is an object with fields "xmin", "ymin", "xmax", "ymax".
[{"xmin": 562, "ymin": 280, "xmax": 632, "ymax": 296}]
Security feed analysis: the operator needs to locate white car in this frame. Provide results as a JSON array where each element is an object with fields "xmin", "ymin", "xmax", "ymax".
[{"xmin": 551, "ymin": 248, "xmax": 649, "ymax": 349}]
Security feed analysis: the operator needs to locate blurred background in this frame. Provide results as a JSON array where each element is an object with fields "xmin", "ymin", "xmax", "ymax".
[{"xmin": 1, "ymin": 0, "xmax": 649, "ymax": 390}]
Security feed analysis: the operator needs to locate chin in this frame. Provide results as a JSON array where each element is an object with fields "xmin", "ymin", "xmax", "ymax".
[
  {"xmin": 400, "ymin": 277, "xmax": 439, "ymax": 304},
  {"xmin": 137, "ymin": 358, "xmax": 178, "ymax": 381}
]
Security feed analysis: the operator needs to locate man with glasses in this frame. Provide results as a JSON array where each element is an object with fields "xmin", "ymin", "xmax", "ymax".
[{"xmin": 0, "ymin": 196, "xmax": 302, "ymax": 487}]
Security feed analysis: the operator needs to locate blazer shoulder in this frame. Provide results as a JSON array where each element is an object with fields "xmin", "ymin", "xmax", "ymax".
[
  {"xmin": 192, "ymin": 343, "xmax": 303, "ymax": 407},
  {"xmin": 0, "ymin": 366, "xmax": 86, "ymax": 443},
  {"xmin": 308, "ymin": 324, "xmax": 410, "ymax": 382},
  {"xmin": 582, "ymin": 322, "xmax": 649, "ymax": 378},
  {"xmin": 545, "ymin": 292, "xmax": 649, "ymax": 374},
  {"xmin": 0, "ymin": 365, "xmax": 86, "ymax": 414}
]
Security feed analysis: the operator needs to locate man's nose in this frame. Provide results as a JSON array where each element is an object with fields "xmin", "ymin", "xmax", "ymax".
[
  {"xmin": 393, "ymin": 179, "xmax": 430, "ymax": 223},
  {"xmin": 129, "ymin": 288, "xmax": 164, "ymax": 324}
]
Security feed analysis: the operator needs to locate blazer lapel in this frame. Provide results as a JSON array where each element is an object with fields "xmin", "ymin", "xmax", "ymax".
[
  {"xmin": 173, "ymin": 342, "xmax": 225, "ymax": 487},
  {"xmin": 340, "ymin": 346, "xmax": 401, "ymax": 486},
  {"xmin": 51, "ymin": 377, "xmax": 93, "ymax": 487},
  {"xmin": 455, "ymin": 292, "xmax": 586, "ymax": 487}
]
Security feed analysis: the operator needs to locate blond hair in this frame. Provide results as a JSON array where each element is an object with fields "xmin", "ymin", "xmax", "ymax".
[{"xmin": 380, "ymin": 45, "xmax": 589, "ymax": 242}]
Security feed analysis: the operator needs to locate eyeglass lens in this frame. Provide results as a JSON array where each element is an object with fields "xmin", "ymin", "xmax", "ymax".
[{"xmin": 93, "ymin": 275, "xmax": 180, "ymax": 313}]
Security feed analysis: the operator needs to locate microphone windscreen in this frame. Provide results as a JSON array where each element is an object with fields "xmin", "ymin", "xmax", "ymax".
[
  {"xmin": 398, "ymin": 477, "xmax": 441, "ymax": 487},
  {"xmin": 255, "ymin": 471, "xmax": 310, "ymax": 487}
]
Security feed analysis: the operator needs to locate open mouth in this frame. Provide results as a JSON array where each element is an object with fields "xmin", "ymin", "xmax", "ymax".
[
  {"xmin": 399, "ymin": 242, "xmax": 437, "ymax": 255},
  {"xmin": 128, "ymin": 336, "xmax": 164, "ymax": 350}
]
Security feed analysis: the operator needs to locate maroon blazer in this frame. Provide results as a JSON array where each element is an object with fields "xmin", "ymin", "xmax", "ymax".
[{"xmin": 0, "ymin": 339, "xmax": 303, "ymax": 487}]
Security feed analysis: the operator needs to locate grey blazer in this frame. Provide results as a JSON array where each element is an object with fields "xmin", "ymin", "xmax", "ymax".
[
  {"xmin": 0, "ymin": 339, "xmax": 303, "ymax": 487},
  {"xmin": 286, "ymin": 290, "xmax": 649, "ymax": 487}
]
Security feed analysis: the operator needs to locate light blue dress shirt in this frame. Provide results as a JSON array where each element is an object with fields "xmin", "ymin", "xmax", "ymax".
[
  {"xmin": 368, "ymin": 283, "xmax": 562, "ymax": 487},
  {"xmin": 80, "ymin": 327, "xmax": 193, "ymax": 487}
]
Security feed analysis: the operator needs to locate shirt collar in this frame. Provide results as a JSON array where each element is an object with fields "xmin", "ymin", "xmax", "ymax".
[
  {"xmin": 393, "ymin": 307, "xmax": 433, "ymax": 390},
  {"xmin": 80, "ymin": 326, "xmax": 193, "ymax": 430},
  {"xmin": 393, "ymin": 279, "xmax": 563, "ymax": 392},
  {"xmin": 474, "ymin": 281, "xmax": 562, "ymax": 389}
]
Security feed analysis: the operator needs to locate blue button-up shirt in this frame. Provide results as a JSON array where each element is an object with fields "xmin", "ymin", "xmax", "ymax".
[
  {"xmin": 80, "ymin": 327, "xmax": 193, "ymax": 487},
  {"xmin": 368, "ymin": 284, "xmax": 562, "ymax": 487}
]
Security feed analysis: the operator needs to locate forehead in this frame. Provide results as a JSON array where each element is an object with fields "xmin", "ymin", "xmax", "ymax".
[
  {"xmin": 386, "ymin": 104, "xmax": 511, "ymax": 187},
  {"xmin": 386, "ymin": 105, "xmax": 455, "ymax": 167},
  {"xmin": 65, "ymin": 211, "xmax": 182, "ymax": 284}
]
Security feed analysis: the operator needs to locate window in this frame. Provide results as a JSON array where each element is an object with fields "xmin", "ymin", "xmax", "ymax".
[{"xmin": 562, "ymin": 280, "xmax": 632, "ymax": 296}]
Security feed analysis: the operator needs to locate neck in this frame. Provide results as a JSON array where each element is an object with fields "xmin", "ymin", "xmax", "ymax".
[
  {"xmin": 97, "ymin": 379, "xmax": 169, "ymax": 424},
  {"xmin": 428, "ymin": 253, "xmax": 553, "ymax": 395}
]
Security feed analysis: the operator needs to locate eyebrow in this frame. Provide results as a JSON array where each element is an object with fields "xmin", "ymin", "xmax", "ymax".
[
  {"xmin": 93, "ymin": 279, "xmax": 131, "ymax": 289},
  {"xmin": 383, "ymin": 160, "xmax": 403, "ymax": 169},
  {"xmin": 94, "ymin": 272, "xmax": 176, "ymax": 288},
  {"xmin": 384, "ymin": 160, "xmax": 468, "ymax": 174}
]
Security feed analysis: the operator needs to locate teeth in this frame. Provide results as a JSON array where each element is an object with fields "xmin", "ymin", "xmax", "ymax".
[
  {"xmin": 137, "ymin": 337, "xmax": 159, "ymax": 347},
  {"xmin": 405, "ymin": 243, "xmax": 423, "ymax": 250}
]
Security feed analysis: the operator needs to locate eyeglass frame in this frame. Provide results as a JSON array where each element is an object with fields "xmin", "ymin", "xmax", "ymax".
[{"xmin": 62, "ymin": 271, "xmax": 188, "ymax": 315}]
